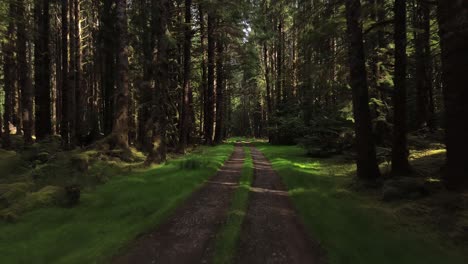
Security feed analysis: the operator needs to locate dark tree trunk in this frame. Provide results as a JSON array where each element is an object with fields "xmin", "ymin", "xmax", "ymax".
[
  {"xmin": 205, "ymin": 13, "xmax": 216, "ymax": 145},
  {"xmin": 101, "ymin": 0, "xmax": 116, "ymax": 135},
  {"xmin": 178, "ymin": 0, "xmax": 192, "ymax": 152},
  {"xmin": 17, "ymin": 0, "xmax": 34, "ymax": 144},
  {"xmin": 60, "ymin": 0, "xmax": 73, "ymax": 148},
  {"xmin": 415, "ymin": 0, "xmax": 435, "ymax": 130},
  {"xmin": 391, "ymin": 0, "xmax": 411, "ymax": 175},
  {"xmin": 437, "ymin": 0, "xmax": 468, "ymax": 190},
  {"xmin": 73, "ymin": 0, "xmax": 85, "ymax": 145},
  {"xmin": 35, "ymin": 0, "xmax": 52, "ymax": 140},
  {"xmin": 199, "ymin": 5, "xmax": 207, "ymax": 139},
  {"xmin": 112, "ymin": 0, "xmax": 130, "ymax": 149},
  {"xmin": 2, "ymin": 2, "xmax": 15, "ymax": 148},
  {"xmin": 263, "ymin": 43, "xmax": 272, "ymax": 142},
  {"xmin": 214, "ymin": 35, "xmax": 224, "ymax": 144},
  {"xmin": 276, "ymin": 19, "xmax": 283, "ymax": 105},
  {"xmin": 146, "ymin": 0, "xmax": 170, "ymax": 164},
  {"xmin": 345, "ymin": 0, "xmax": 381, "ymax": 181}
]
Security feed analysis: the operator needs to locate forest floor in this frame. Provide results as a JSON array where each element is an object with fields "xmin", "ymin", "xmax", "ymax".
[
  {"xmin": 112, "ymin": 144, "xmax": 245, "ymax": 263},
  {"xmin": 1, "ymin": 138, "xmax": 468, "ymax": 263}
]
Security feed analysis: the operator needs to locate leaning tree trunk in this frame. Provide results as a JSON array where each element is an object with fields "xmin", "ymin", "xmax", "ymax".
[
  {"xmin": 438, "ymin": 0, "xmax": 468, "ymax": 190},
  {"xmin": 17, "ymin": 0, "xmax": 34, "ymax": 145},
  {"xmin": 111, "ymin": 0, "xmax": 130, "ymax": 149},
  {"xmin": 391, "ymin": 0, "xmax": 411, "ymax": 175},
  {"xmin": 345, "ymin": 0, "xmax": 381, "ymax": 181}
]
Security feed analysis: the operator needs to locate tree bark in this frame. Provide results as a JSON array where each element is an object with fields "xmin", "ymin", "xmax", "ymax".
[
  {"xmin": 2, "ymin": 2, "xmax": 15, "ymax": 148},
  {"xmin": 34, "ymin": 0, "xmax": 52, "ymax": 140},
  {"xmin": 214, "ymin": 34, "xmax": 224, "ymax": 144},
  {"xmin": 146, "ymin": 0, "xmax": 170, "ymax": 164},
  {"xmin": 437, "ymin": 0, "xmax": 468, "ymax": 190},
  {"xmin": 60, "ymin": 0, "xmax": 73, "ymax": 148},
  {"xmin": 199, "ymin": 5, "xmax": 208, "ymax": 139},
  {"xmin": 178, "ymin": 0, "xmax": 192, "ymax": 152},
  {"xmin": 112, "ymin": 0, "xmax": 130, "ymax": 149},
  {"xmin": 205, "ymin": 13, "xmax": 216, "ymax": 145},
  {"xmin": 345, "ymin": 0, "xmax": 381, "ymax": 181},
  {"xmin": 391, "ymin": 0, "xmax": 411, "ymax": 175},
  {"xmin": 17, "ymin": 0, "xmax": 34, "ymax": 144}
]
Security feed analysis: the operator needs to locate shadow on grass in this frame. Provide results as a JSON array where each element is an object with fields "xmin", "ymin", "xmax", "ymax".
[
  {"xmin": 0, "ymin": 144, "xmax": 234, "ymax": 264},
  {"xmin": 255, "ymin": 143, "xmax": 468, "ymax": 264}
]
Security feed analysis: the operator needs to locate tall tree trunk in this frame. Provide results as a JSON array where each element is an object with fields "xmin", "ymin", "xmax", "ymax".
[
  {"xmin": 101, "ymin": 0, "xmax": 116, "ymax": 135},
  {"xmin": 60, "ymin": 0, "xmax": 73, "ymax": 148},
  {"xmin": 2, "ymin": 2, "xmax": 15, "ymax": 148},
  {"xmin": 73, "ymin": 0, "xmax": 85, "ymax": 144},
  {"xmin": 263, "ymin": 43, "xmax": 272, "ymax": 142},
  {"xmin": 17, "ymin": 0, "xmax": 34, "ymax": 144},
  {"xmin": 437, "ymin": 0, "xmax": 468, "ymax": 190},
  {"xmin": 214, "ymin": 34, "xmax": 224, "ymax": 144},
  {"xmin": 199, "ymin": 4, "xmax": 207, "ymax": 139},
  {"xmin": 112, "ymin": 0, "xmax": 130, "ymax": 149},
  {"xmin": 178, "ymin": 0, "xmax": 192, "ymax": 152},
  {"xmin": 205, "ymin": 13, "xmax": 215, "ymax": 145},
  {"xmin": 414, "ymin": 0, "xmax": 434, "ymax": 130},
  {"xmin": 35, "ymin": 0, "xmax": 52, "ymax": 140},
  {"xmin": 345, "ymin": 0, "xmax": 381, "ymax": 181},
  {"xmin": 391, "ymin": 0, "xmax": 411, "ymax": 175},
  {"xmin": 146, "ymin": 0, "xmax": 170, "ymax": 164},
  {"xmin": 276, "ymin": 18, "xmax": 283, "ymax": 105}
]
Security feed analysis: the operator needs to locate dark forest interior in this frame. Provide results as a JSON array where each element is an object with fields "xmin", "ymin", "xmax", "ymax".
[{"xmin": 0, "ymin": 0, "xmax": 467, "ymax": 263}]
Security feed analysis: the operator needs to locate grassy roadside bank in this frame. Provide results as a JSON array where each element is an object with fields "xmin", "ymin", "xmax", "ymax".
[
  {"xmin": 0, "ymin": 144, "xmax": 233, "ymax": 264},
  {"xmin": 212, "ymin": 146, "xmax": 254, "ymax": 264},
  {"xmin": 255, "ymin": 142, "xmax": 468, "ymax": 264}
]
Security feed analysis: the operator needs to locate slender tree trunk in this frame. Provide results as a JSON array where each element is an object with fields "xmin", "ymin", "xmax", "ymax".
[
  {"xmin": 112, "ymin": 0, "xmax": 130, "ymax": 149},
  {"xmin": 178, "ymin": 0, "xmax": 192, "ymax": 152},
  {"xmin": 2, "ymin": 2, "xmax": 15, "ymax": 148},
  {"xmin": 60, "ymin": 0, "xmax": 72, "ymax": 148},
  {"xmin": 73, "ymin": 0, "xmax": 85, "ymax": 144},
  {"xmin": 345, "ymin": 0, "xmax": 381, "ymax": 181},
  {"xmin": 263, "ymin": 43, "xmax": 272, "ymax": 142},
  {"xmin": 391, "ymin": 0, "xmax": 411, "ymax": 175},
  {"xmin": 276, "ymin": 18, "xmax": 283, "ymax": 105},
  {"xmin": 17, "ymin": 0, "xmax": 34, "ymax": 144},
  {"xmin": 214, "ymin": 34, "xmax": 224, "ymax": 144},
  {"xmin": 101, "ymin": 0, "xmax": 115, "ymax": 135},
  {"xmin": 205, "ymin": 13, "xmax": 215, "ymax": 145},
  {"xmin": 437, "ymin": 0, "xmax": 468, "ymax": 190},
  {"xmin": 199, "ymin": 5, "xmax": 207, "ymax": 139},
  {"xmin": 35, "ymin": 0, "xmax": 52, "ymax": 140}
]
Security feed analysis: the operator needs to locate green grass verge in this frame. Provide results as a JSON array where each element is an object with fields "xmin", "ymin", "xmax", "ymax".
[
  {"xmin": 212, "ymin": 146, "xmax": 253, "ymax": 264},
  {"xmin": 0, "ymin": 144, "xmax": 233, "ymax": 264},
  {"xmin": 255, "ymin": 143, "xmax": 468, "ymax": 264}
]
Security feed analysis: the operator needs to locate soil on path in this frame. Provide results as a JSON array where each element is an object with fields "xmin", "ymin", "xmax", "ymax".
[
  {"xmin": 113, "ymin": 144, "xmax": 245, "ymax": 264},
  {"xmin": 235, "ymin": 147, "xmax": 325, "ymax": 264}
]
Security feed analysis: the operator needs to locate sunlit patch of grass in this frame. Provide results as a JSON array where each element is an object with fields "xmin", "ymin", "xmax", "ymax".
[
  {"xmin": 254, "ymin": 142, "xmax": 468, "ymax": 264},
  {"xmin": 0, "ymin": 144, "xmax": 234, "ymax": 264},
  {"xmin": 410, "ymin": 148, "xmax": 446, "ymax": 160},
  {"xmin": 212, "ymin": 147, "xmax": 253, "ymax": 264}
]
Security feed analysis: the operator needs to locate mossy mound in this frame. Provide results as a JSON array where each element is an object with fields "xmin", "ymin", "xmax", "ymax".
[
  {"xmin": 0, "ymin": 182, "xmax": 35, "ymax": 208},
  {"xmin": 0, "ymin": 185, "xmax": 66, "ymax": 222}
]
